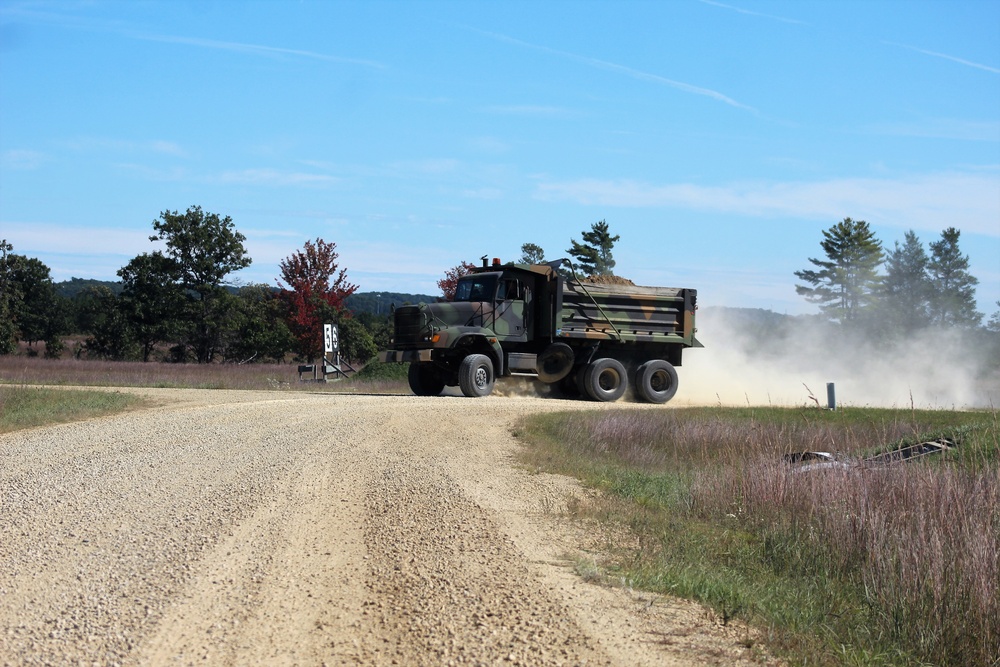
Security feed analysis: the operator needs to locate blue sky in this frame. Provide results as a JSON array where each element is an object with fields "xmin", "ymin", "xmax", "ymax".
[{"xmin": 1, "ymin": 0, "xmax": 998, "ymax": 316}]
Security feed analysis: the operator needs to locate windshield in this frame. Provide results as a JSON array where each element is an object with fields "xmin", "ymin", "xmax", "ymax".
[{"xmin": 454, "ymin": 275, "xmax": 497, "ymax": 302}]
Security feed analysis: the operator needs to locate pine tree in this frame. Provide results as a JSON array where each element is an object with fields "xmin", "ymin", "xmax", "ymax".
[
  {"xmin": 567, "ymin": 220, "xmax": 619, "ymax": 276},
  {"xmin": 519, "ymin": 243, "xmax": 546, "ymax": 265},
  {"xmin": 927, "ymin": 227, "xmax": 982, "ymax": 328},
  {"xmin": 882, "ymin": 230, "xmax": 931, "ymax": 332},
  {"xmin": 794, "ymin": 218, "xmax": 884, "ymax": 325}
]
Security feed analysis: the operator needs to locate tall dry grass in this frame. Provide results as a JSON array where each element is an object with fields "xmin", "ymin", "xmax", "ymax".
[
  {"xmin": 0, "ymin": 355, "xmax": 408, "ymax": 394},
  {"xmin": 523, "ymin": 407, "xmax": 999, "ymax": 666}
]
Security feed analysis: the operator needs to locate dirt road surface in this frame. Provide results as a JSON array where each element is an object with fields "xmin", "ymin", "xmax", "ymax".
[{"xmin": 1, "ymin": 388, "xmax": 770, "ymax": 666}]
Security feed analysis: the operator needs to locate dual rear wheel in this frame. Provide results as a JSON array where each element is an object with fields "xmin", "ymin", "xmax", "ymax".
[{"xmin": 579, "ymin": 357, "xmax": 678, "ymax": 404}]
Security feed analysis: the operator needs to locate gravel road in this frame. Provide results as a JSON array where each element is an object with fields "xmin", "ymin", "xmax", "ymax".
[{"xmin": 1, "ymin": 387, "xmax": 769, "ymax": 666}]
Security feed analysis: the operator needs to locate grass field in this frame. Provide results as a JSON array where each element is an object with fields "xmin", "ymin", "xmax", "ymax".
[{"xmin": 515, "ymin": 406, "xmax": 999, "ymax": 667}]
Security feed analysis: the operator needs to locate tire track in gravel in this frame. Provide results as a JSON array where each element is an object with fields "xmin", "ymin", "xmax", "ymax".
[{"xmin": 1, "ymin": 388, "xmax": 774, "ymax": 667}]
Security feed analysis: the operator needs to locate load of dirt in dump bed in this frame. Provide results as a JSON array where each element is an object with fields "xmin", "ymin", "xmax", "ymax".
[{"xmin": 579, "ymin": 274, "xmax": 636, "ymax": 286}]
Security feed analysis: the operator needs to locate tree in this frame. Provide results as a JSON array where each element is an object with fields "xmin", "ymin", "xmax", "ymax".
[
  {"xmin": 77, "ymin": 286, "xmax": 138, "ymax": 361},
  {"xmin": 149, "ymin": 206, "xmax": 252, "ymax": 362},
  {"xmin": 6, "ymin": 254, "xmax": 67, "ymax": 357},
  {"xmin": 567, "ymin": 220, "xmax": 619, "ymax": 276},
  {"xmin": 0, "ymin": 240, "xmax": 23, "ymax": 355},
  {"xmin": 224, "ymin": 284, "xmax": 294, "ymax": 363},
  {"xmin": 987, "ymin": 301, "xmax": 1000, "ymax": 333},
  {"xmin": 927, "ymin": 227, "xmax": 982, "ymax": 328},
  {"xmin": 117, "ymin": 252, "xmax": 186, "ymax": 362},
  {"xmin": 437, "ymin": 261, "xmax": 477, "ymax": 301},
  {"xmin": 882, "ymin": 230, "xmax": 931, "ymax": 332},
  {"xmin": 794, "ymin": 218, "xmax": 884, "ymax": 325},
  {"xmin": 278, "ymin": 238, "xmax": 358, "ymax": 362},
  {"xmin": 519, "ymin": 243, "xmax": 546, "ymax": 265}
]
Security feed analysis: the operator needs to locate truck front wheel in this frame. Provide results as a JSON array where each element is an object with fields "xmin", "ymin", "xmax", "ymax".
[
  {"xmin": 459, "ymin": 354, "xmax": 495, "ymax": 397},
  {"xmin": 583, "ymin": 358, "xmax": 627, "ymax": 402},
  {"xmin": 635, "ymin": 360, "xmax": 678, "ymax": 404},
  {"xmin": 408, "ymin": 363, "xmax": 445, "ymax": 396}
]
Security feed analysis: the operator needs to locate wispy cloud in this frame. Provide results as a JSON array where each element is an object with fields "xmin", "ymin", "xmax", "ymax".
[
  {"xmin": 481, "ymin": 104, "xmax": 576, "ymax": 118},
  {"xmin": 133, "ymin": 33, "xmax": 385, "ymax": 68},
  {"xmin": 886, "ymin": 42, "xmax": 1000, "ymax": 74},
  {"xmin": 698, "ymin": 0, "xmax": 807, "ymax": 25},
  {"xmin": 1, "ymin": 149, "xmax": 47, "ymax": 170},
  {"xmin": 535, "ymin": 172, "xmax": 1000, "ymax": 236},
  {"xmin": 866, "ymin": 118, "xmax": 1000, "ymax": 143},
  {"xmin": 217, "ymin": 169, "xmax": 341, "ymax": 187},
  {"xmin": 472, "ymin": 28, "xmax": 754, "ymax": 112},
  {"xmin": 63, "ymin": 136, "xmax": 189, "ymax": 157}
]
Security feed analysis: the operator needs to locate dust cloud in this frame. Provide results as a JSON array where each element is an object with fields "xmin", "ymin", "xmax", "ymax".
[{"xmin": 675, "ymin": 308, "xmax": 999, "ymax": 409}]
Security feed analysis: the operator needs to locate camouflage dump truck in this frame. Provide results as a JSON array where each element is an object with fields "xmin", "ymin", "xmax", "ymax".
[{"xmin": 378, "ymin": 257, "xmax": 701, "ymax": 402}]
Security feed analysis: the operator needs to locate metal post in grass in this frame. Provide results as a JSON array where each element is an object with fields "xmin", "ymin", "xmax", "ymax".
[{"xmin": 826, "ymin": 382, "xmax": 837, "ymax": 410}]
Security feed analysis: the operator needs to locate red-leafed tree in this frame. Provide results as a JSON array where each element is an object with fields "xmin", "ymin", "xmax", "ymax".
[
  {"xmin": 437, "ymin": 261, "xmax": 477, "ymax": 301},
  {"xmin": 278, "ymin": 239, "xmax": 358, "ymax": 361}
]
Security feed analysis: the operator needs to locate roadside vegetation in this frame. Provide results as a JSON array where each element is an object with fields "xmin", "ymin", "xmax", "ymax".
[
  {"xmin": 514, "ymin": 406, "xmax": 999, "ymax": 667},
  {"xmin": 0, "ymin": 355, "xmax": 409, "ymax": 393},
  {"xmin": 0, "ymin": 385, "xmax": 146, "ymax": 434}
]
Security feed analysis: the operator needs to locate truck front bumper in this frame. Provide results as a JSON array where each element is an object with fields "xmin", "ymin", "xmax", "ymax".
[{"xmin": 378, "ymin": 349, "xmax": 434, "ymax": 363}]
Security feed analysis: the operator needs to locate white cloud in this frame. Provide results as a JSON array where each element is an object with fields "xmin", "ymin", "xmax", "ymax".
[
  {"xmin": 2, "ymin": 222, "xmax": 152, "ymax": 256},
  {"xmin": 535, "ymin": 171, "xmax": 1000, "ymax": 236}
]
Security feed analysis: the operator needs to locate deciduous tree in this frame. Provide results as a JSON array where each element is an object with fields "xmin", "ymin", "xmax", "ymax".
[
  {"xmin": 0, "ymin": 240, "xmax": 22, "ymax": 355},
  {"xmin": 794, "ymin": 218, "xmax": 883, "ymax": 325},
  {"xmin": 278, "ymin": 238, "xmax": 358, "ymax": 362},
  {"xmin": 150, "ymin": 205, "xmax": 252, "ymax": 362},
  {"xmin": 438, "ymin": 261, "xmax": 476, "ymax": 301},
  {"xmin": 117, "ymin": 252, "xmax": 186, "ymax": 362}
]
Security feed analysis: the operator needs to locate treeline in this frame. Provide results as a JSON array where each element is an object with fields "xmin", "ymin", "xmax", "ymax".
[
  {"xmin": 0, "ymin": 206, "xmax": 431, "ymax": 365},
  {"xmin": 795, "ymin": 218, "xmax": 998, "ymax": 335}
]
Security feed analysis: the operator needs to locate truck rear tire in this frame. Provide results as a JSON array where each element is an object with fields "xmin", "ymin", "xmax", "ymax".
[
  {"xmin": 635, "ymin": 360, "xmax": 678, "ymax": 404},
  {"xmin": 583, "ymin": 358, "xmax": 627, "ymax": 402},
  {"xmin": 459, "ymin": 354, "xmax": 495, "ymax": 397},
  {"xmin": 408, "ymin": 363, "xmax": 445, "ymax": 396}
]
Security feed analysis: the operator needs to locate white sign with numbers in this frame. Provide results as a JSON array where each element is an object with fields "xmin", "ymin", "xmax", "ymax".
[{"xmin": 324, "ymin": 323, "xmax": 339, "ymax": 353}]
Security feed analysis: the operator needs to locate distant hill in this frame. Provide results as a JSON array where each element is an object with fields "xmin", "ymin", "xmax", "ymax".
[
  {"xmin": 346, "ymin": 291, "xmax": 439, "ymax": 315},
  {"xmin": 53, "ymin": 279, "xmax": 437, "ymax": 316},
  {"xmin": 55, "ymin": 278, "xmax": 123, "ymax": 298}
]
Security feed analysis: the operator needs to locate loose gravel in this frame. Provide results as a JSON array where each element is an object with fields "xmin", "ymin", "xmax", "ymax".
[{"xmin": 0, "ymin": 388, "xmax": 773, "ymax": 666}]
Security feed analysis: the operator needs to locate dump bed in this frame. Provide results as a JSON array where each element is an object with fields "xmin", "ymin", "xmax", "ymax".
[{"xmin": 558, "ymin": 280, "xmax": 700, "ymax": 347}]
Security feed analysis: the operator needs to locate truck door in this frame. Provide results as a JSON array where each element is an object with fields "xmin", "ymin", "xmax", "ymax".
[{"xmin": 494, "ymin": 276, "xmax": 530, "ymax": 342}]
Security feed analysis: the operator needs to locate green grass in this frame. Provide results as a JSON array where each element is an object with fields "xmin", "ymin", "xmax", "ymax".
[
  {"xmin": 0, "ymin": 385, "xmax": 147, "ymax": 434},
  {"xmin": 515, "ymin": 406, "xmax": 999, "ymax": 667}
]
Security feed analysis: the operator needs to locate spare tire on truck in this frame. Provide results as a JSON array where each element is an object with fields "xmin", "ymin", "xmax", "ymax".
[{"xmin": 536, "ymin": 342, "xmax": 574, "ymax": 383}]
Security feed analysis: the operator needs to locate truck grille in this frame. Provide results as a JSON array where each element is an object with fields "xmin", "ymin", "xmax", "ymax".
[{"xmin": 394, "ymin": 306, "xmax": 428, "ymax": 346}]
